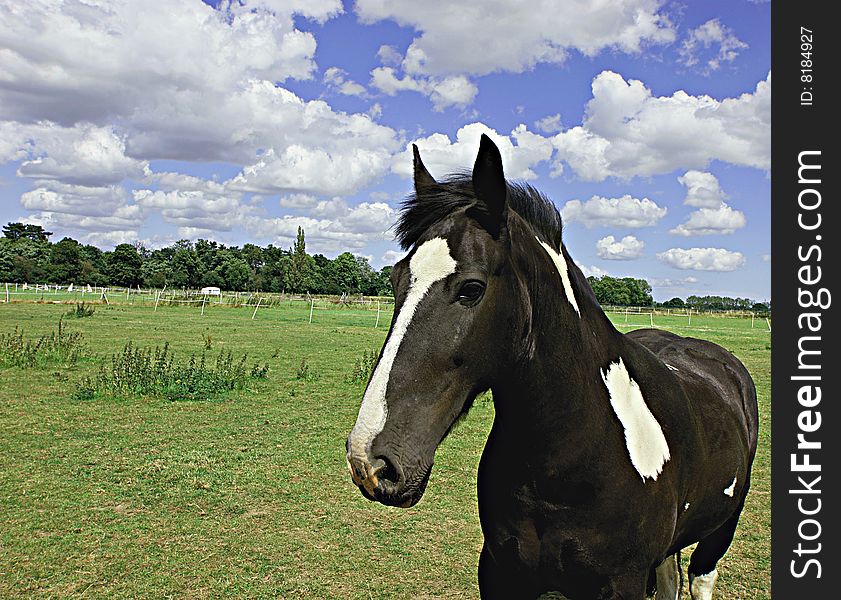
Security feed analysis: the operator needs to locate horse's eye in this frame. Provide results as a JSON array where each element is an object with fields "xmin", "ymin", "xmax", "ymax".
[{"xmin": 457, "ymin": 281, "xmax": 486, "ymax": 305}]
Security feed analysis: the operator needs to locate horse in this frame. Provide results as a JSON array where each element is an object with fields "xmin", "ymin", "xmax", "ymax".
[{"xmin": 346, "ymin": 134, "xmax": 759, "ymax": 600}]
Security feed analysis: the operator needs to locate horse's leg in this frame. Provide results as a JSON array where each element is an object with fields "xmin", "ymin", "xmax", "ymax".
[
  {"xmin": 687, "ymin": 480, "xmax": 750, "ymax": 600},
  {"xmin": 653, "ymin": 553, "xmax": 680, "ymax": 600},
  {"xmin": 479, "ymin": 542, "xmax": 536, "ymax": 599},
  {"xmin": 479, "ymin": 544, "xmax": 522, "ymax": 600},
  {"xmin": 604, "ymin": 570, "xmax": 651, "ymax": 600}
]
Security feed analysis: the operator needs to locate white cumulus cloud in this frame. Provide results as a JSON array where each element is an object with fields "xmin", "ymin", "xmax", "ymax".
[
  {"xmin": 678, "ymin": 170, "xmax": 727, "ymax": 208},
  {"xmin": 679, "ymin": 19, "xmax": 748, "ymax": 72},
  {"xmin": 355, "ymin": 0, "xmax": 674, "ymax": 77},
  {"xmin": 656, "ymin": 247, "xmax": 745, "ymax": 271},
  {"xmin": 561, "ymin": 195, "xmax": 667, "ymax": 228},
  {"xmin": 669, "ymin": 205, "xmax": 746, "ymax": 236},
  {"xmin": 550, "ymin": 71, "xmax": 770, "ymax": 181},
  {"xmin": 370, "ymin": 67, "xmax": 477, "ymax": 111},
  {"xmin": 393, "ymin": 122, "xmax": 553, "ymax": 181},
  {"xmin": 671, "ymin": 170, "xmax": 746, "ymax": 236},
  {"xmin": 595, "ymin": 235, "xmax": 645, "ymax": 260}
]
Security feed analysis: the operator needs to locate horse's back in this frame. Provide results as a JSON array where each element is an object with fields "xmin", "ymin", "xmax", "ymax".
[{"xmin": 627, "ymin": 327, "xmax": 758, "ymax": 455}]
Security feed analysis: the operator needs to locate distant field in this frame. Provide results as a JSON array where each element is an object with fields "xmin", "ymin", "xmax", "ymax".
[{"xmin": 0, "ymin": 301, "xmax": 770, "ymax": 598}]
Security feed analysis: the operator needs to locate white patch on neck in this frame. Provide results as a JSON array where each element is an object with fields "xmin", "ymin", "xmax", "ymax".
[
  {"xmin": 689, "ymin": 569, "xmax": 718, "ymax": 600},
  {"xmin": 724, "ymin": 476, "xmax": 737, "ymax": 497},
  {"xmin": 601, "ymin": 358, "xmax": 670, "ymax": 481},
  {"xmin": 348, "ymin": 237, "xmax": 457, "ymax": 458},
  {"xmin": 536, "ymin": 237, "xmax": 580, "ymax": 316}
]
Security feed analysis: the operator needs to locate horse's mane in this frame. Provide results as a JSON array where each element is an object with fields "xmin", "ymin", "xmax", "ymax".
[{"xmin": 395, "ymin": 172, "xmax": 563, "ymax": 250}]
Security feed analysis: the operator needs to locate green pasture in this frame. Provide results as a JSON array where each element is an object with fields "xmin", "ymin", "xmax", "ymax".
[{"xmin": 0, "ymin": 301, "xmax": 770, "ymax": 598}]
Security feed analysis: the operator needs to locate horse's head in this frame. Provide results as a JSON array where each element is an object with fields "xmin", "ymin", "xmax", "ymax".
[{"xmin": 346, "ymin": 135, "xmax": 535, "ymax": 507}]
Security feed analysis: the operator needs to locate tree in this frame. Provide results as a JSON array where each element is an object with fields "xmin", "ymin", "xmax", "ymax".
[
  {"xmin": 107, "ymin": 244, "xmax": 143, "ymax": 287},
  {"xmin": 79, "ymin": 245, "xmax": 108, "ymax": 285},
  {"xmin": 660, "ymin": 297, "xmax": 686, "ymax": 308},
  {"xmin": 286, "ymin": 226, "xmax": 319, "ymax": 293},
  {"xmin": 215, "ymin": 251, "xmax": 251, "ymax": 290},
  {"xmin": 2, "ymin": 237, "xmax": 50, "ymax": 282},
  {"xmin": 332, "ymin": 252, "xmax": 362, "ymax": 294},
  {"xmin": 49, "ymin": 237, "xmax": 83, "ymax": 283},
  {"xmin": 3, "ymin": 222, "xmax": 52, "ymax": 242},
  {"xmin": 586, "ymin": 276, "xmax": 653, "ymax": 307},
  {"xmin": 170, "ymin": 246, "xmax": 201, "ymax": 288}
]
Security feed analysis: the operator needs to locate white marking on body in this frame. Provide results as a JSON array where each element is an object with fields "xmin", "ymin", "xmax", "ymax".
[
  {"xmin": 537, "ymin": 237, "xmax": 580, "ymax": 316},
  {"xmin": 665, "ymin": 362, "xmax": 679, "ymax": 371},
  {"xmin": 689, "ymin": 569, "xmax": 718, "ymax": 600},
  {"xmin": 684, "ymin": 502, "xmax": 690, "ymax": 511},
  {"xmin": 601, "ymin": 358, "xmax": 670, "ymax": 481},
  {"xmin": 655, "ymin": 553, "xmax": 679, "ymax": 600},
  {"xmin": 724, "ymin": 476, "xmax": 737, "ymax": 497},
  {"xmin": 348, "ymin": 237, "xmax": 457, "ymax": 458}
]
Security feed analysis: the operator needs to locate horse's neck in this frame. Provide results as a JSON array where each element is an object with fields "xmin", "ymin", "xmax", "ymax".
[{"xmin": 492, "ymin": 232, "xmax": 625, "ymax": 453}]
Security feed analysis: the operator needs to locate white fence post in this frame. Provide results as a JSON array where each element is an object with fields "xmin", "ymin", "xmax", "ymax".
[
  {"xmin": 309, "ymin": 298, "xmax": 315, "ymax": 324},
  {"xmin": 252, "ymin": 297, "xmax": 263, "ymax": 320}
]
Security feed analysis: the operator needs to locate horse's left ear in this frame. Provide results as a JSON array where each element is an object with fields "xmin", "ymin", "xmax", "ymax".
[{"xmin": 471, "ymin": 133, "xmax": 508, "ymax": 233}]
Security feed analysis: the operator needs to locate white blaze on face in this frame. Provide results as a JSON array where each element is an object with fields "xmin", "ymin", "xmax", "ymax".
[
  {"xmin": 601, "ymin": 358, "xmax": 671, "ymax": 481},
  {"xmin": 724, "ymin": 476, "xmax": 737, "ymax": 497},
  {"xmin": 348, "ymin": 237, "xmax": 457, "ymax": 459},
  {"xmin": 536, "ymin": 237, "xmax": 580, "ymax": 317}
]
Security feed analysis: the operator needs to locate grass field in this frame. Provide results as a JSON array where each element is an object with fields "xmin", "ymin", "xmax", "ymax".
[{"xmin": 0, "ymin": 301, "xmax": 770, "ymax": 598}]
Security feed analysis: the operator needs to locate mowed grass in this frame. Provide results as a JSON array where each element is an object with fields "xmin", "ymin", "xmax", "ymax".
[{"xmin": 0, "ymin": 302, "xmax": 770, "ymax": 598}]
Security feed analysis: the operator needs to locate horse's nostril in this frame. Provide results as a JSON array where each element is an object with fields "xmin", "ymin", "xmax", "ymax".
[{"xmin": 373, "ymin": 456, "xmax": 400, "ymax": 483}]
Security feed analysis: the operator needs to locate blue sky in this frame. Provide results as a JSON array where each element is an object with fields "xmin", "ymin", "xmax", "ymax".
[{"xmin": 0, "ymin": 0, "xmax": 770, "ymax": 301}]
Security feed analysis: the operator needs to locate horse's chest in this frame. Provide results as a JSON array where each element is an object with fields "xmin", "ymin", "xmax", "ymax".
[{"xmin": 479, "ymin": 477, "xmax": 658, "ymax": 579}]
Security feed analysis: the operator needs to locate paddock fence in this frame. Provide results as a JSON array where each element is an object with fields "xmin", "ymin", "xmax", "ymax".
[
  {"xmin": 1, "ymin": 282, "xmax": 396, "ymax": 328},
  {"xmin": 1, "ymin": 282, "xmax": 769, "ymax": 333}
]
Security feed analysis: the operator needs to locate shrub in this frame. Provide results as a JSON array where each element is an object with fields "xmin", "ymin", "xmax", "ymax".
[
  {"xmin": 76, "ymin": 342, "xmax": 269, "ymax": 401},
  {"xmin": 345, "ymin": 349, "xmax": 378, "ymax": 384},
  {"xmin": 295, "ymin": 358, "xmax": 319, "ymax": 381},
  {"xmin": 0, "ymin": 319, "xmax": 85, "ymax": 368},
  {"xmin": 64, "ymin": 302, "xmax": 96, "ymax": 319}
]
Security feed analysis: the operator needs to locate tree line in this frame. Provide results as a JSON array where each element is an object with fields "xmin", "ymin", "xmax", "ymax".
[
  {"xmin": 0, "ymin": 222, "xmax": 770, "ymax": 312},
  {"xmin": 0, "ymin": 223, "xmax": 392, "ymax": 296}
]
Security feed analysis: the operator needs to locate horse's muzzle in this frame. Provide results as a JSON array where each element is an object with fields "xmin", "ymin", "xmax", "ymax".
[
  {"xmin": 346, "ymin": 451, "xmax": 421, "ymax": 508},
  {"xmin": 347, "ymin": 454, "xmax": 387, "ymax": 495}
]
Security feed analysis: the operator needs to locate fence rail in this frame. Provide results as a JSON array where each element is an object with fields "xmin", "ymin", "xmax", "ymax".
[{"xmin": 1, "ymin": 282, "xmax": 769, "ymax": 331}]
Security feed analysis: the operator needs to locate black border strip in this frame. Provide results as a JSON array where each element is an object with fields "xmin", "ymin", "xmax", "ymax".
[{"xmin": 771, "ymin": 1, "xmax": 838, "ymax": 595}]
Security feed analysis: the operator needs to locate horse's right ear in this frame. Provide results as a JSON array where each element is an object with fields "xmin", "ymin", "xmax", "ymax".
[{"xmin": 413, "ymin": 144, "xmax": 437, "ymax": 193}]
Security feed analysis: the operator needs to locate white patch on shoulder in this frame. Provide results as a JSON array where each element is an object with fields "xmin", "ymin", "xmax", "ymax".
[
  {"xmin": 348, "ymin": 237, "xmax": 457, "ymax": 458},
  {"xmin": 601, "ymin": 358, "xmax": 670, "ymax": 481},
  {"xmin": 536, "ymin": 237, "xmax": 580, "ymax": 316},
  {"xmin": 689, "ymin": 569, "xmax": 718, "ymax": 600},
  {"xmin": 724, "ymin": 476, "xmax": 737, "ymax": 497},
  {"xmin": 665, "ymin": 363, "xmax": 679, "ymax": 372}
]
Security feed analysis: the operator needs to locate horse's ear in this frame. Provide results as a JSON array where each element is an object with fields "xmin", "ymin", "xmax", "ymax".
[
  {"xmin": 470, "ymin": 133, "xmax": 508, "ymax": 233},
  {"xmin": 413, "ymin": 144, "xmax": 437, "ymax": 193}
]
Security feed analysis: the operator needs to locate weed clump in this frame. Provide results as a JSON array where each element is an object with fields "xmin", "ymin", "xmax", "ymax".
[
  {"xmin": 295, "ymin": 358, "xmax": 320, "ymax": 381},
  {"xmin": 76, "ymin": 342, "xmax": 268, "ymax": 401},
  {"xmin": 0, "ymin": 320, "xmax": 85, "ymax": 368},
  {"xmin": 345, "ymin": 349, "xmax": 378, "ymax": 384},
  {"xmin": 64, "ymin": 302, "xmax": 96, "ymax": 319}
]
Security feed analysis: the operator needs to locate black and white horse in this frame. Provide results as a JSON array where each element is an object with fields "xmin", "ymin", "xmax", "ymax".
[{"xmin": 346, "ymin": 135, "xmax": 758, "ymax": 600}]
